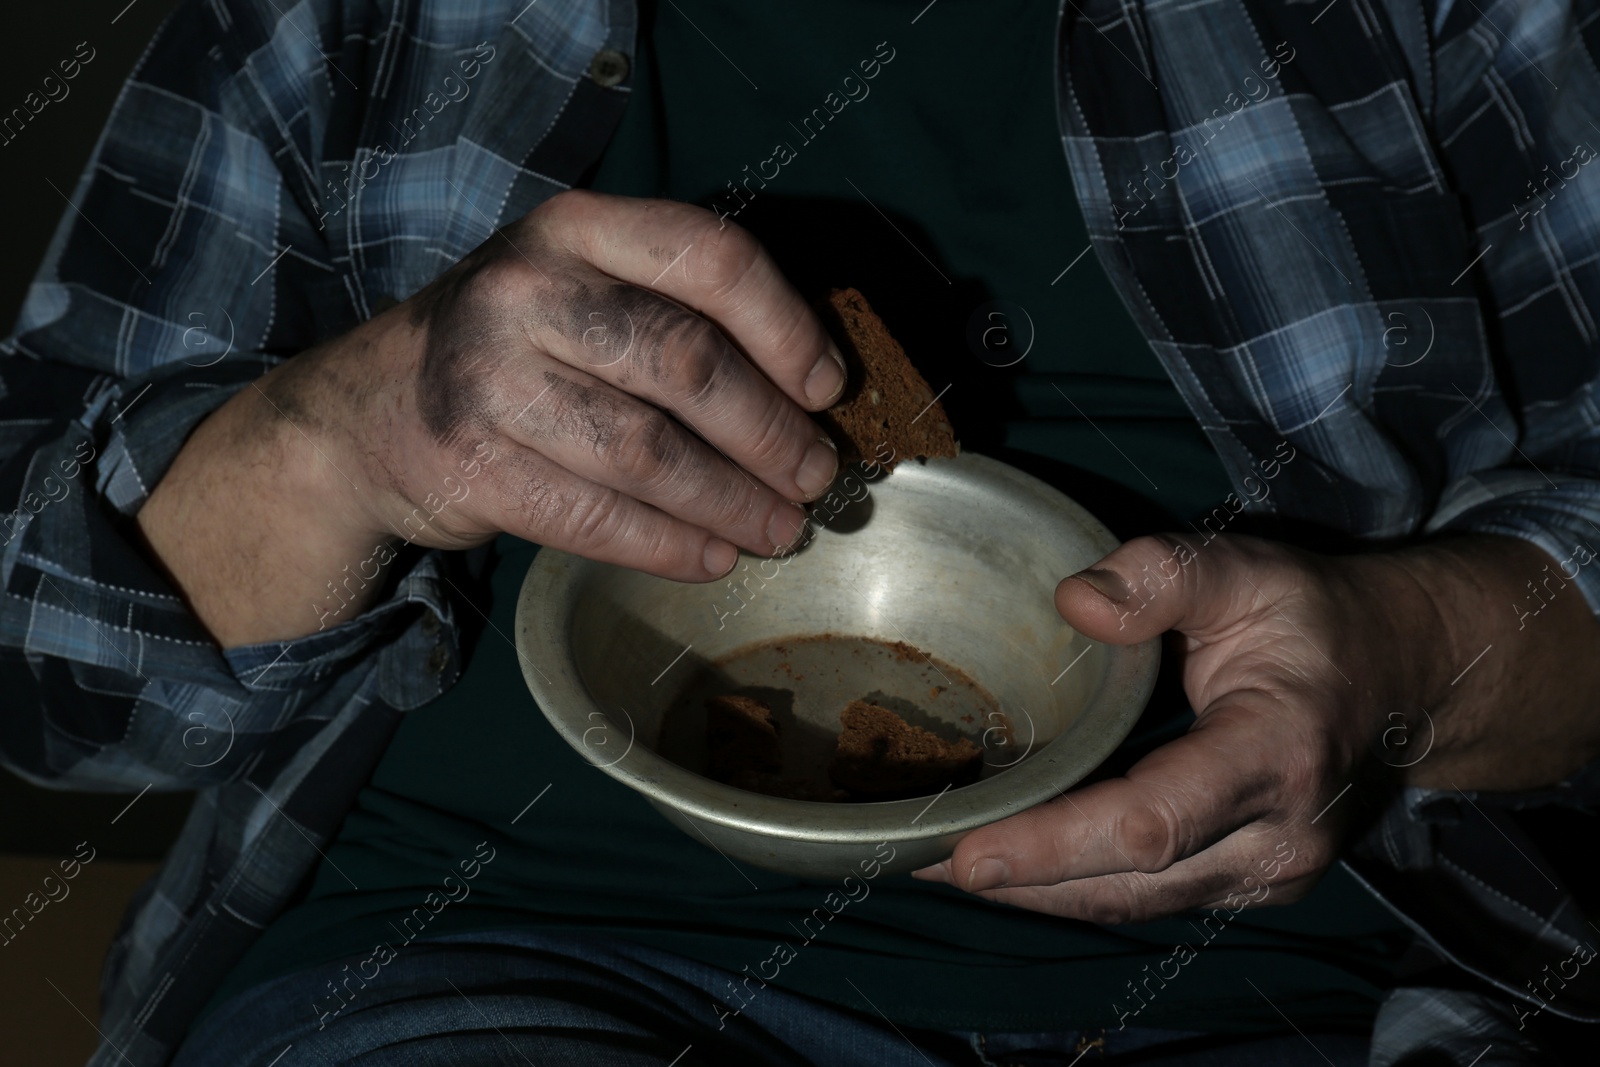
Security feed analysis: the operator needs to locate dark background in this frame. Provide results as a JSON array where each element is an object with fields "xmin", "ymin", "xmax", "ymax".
[
  {"xmin": 3, "ymin": 2, "xmax": 186, "ymax": 331},
  {"xmin": 2, "ymin": 0, "xmax": 192, "ymax": 858},
  {"xmin": 3, "ymin": 13, "xmax": 202, "ymax": 1064}
]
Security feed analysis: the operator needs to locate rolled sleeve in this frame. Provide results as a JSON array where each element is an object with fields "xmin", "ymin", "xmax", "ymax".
[
  {"xmin": 1424, "ymin": 470, "xmax": 1600, "ymax": 618},
  {"xmin": 0, "ymin": 0, "xmax": 471, "ymax": 791},
  {"xmin": 0, "ymin": 353, "xmax": 459, "ymax": 791},
  {"xmin": 1415, "ymin": 0, "xmax": 1600, "ymax": 618}
]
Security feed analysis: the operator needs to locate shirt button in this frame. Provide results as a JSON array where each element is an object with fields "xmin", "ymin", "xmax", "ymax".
[
  {"xmin": 427, "ymin": 644, "xmax": 450, "ymax": 675},
  {"xmin": 420, "ymin": 611, "xmax": 441, "ymax": 638},
  {"xmin": 588, "ymin": 49, "xmax": 630, "ymax": 87}
]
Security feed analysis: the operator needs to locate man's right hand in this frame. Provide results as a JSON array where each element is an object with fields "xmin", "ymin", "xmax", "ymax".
[{"xmin": 136, "ymin": 191, "xmax": 846, "ymax": 647}]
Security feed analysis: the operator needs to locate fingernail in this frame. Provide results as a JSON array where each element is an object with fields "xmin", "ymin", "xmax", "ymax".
[
  {"xmin": 911, "ymin": 861, "xmax": 952, "ymax": 883},
  {"xmin": 804, "ymin": 342, "xmax": 848, "ymax": 406},
  {"xmin": 766, "ymin": 504, "xmax": 808, "ymax": 554},
  {"xmin": 1073, "ymin": 567, "xmax": 1132, "ymax": 604},
  {"xmin": 704, "ymin": 539, "xmax": 739, "ymax": 577},
  {"xmin": 967, "ymin": 857, "xmax": 1010, "ymax": 891},
  {"xmin": 795, "ymin": 434, "xmax": 838, "ymax": 498}
]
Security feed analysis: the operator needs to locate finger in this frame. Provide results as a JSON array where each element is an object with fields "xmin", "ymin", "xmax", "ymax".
[
  {"xmin": 966, "ymin": 825, "xmax": 1304, "ymax": 925},
  {"xmin": 537, "ymin": 190, "xmax": 847, "ymax": 410},
  {"xmin": 514, "ymin": 258, "xmax": 839, "ymax": 504},
  {"xmin": 925, "ymin": 697, "xmax": 1282, "ymax": 891},
  {"xmin": 477, "ymin": 444, "xmax": 742, "ymax": 582},
  {"xmin": 1055, "ymin": 532, "xmax": 1292, "ymax": 645},
  {"xmin": 497, "ymin": 359, "xmax": 809, "ymax": 555}
]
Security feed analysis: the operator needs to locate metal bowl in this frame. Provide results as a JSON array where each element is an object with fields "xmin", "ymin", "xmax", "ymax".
[{"xmin": 514, "ymin": 451, "xmax": 1158, "ymax": 878}]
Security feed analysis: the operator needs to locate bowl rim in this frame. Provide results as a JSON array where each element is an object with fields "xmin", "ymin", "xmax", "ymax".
[{"xmin": 514, "ymin": 451, "xmax": 1160, "ymax": 844}]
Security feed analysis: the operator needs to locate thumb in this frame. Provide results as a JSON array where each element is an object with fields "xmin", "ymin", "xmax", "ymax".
[{"xmin": 1056, "ymin": 532, "xmax": 1274, "ymax": 644}]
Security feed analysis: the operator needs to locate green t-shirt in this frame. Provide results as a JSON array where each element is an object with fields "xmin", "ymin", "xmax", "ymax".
[
  {"xmin": 587, "ymin": 0, "xmax": 1237, "ymax": 527},
  {"xmin": 199, "ymin": 0, "xmax": 1409, "ymax": 1037}
]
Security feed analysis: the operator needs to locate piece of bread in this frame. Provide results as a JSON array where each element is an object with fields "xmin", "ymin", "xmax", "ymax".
[
  {"xmin": 704, "ymin": 694, "xmax": 844, "ymax": 801},
  {"xmin": 704, "ymin": 695, "xmax": 782, "ymax": 781},
  {"xmin": 828, "ymin": 700, "xmax": 982, "ymax": 798},
  {"xmin": 704, "ymin": 690, "xmax": 983, "ymax": 802},
  {"xmin": 817, "ymin": 288, "xmax": 959, "ymax": 471}
]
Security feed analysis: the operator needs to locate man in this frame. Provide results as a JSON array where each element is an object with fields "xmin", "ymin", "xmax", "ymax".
[{"xmin": 4, "ymin": 0, "xmax": 1600, "ymax": 1064}]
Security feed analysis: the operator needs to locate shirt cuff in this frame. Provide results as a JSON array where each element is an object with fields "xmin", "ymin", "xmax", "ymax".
[
  {"xmin": 1424, "ymin": 469, "xmax": 1600, "ymax": 618},
  {"xmin": 1, "ymin": 360, "xmax": 458, "ymax": 787}
]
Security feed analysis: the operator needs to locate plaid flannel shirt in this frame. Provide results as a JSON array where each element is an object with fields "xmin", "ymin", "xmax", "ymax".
[{"xmin": 1, "ymin": 1, "xmax": 1597, "ymax": 1063}]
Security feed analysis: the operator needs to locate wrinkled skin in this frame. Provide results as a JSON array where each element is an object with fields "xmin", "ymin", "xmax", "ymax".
[
  {"xmin": 140, "ymin": 192, "xmax": 848, "ymax": 645},
  {"xmin": 914, "ymin": 530, "xmax": 1600, "ymax": 922},
  {"xmin": 264, "ymin": 190, "xmax": 847, "ymax": 571}
]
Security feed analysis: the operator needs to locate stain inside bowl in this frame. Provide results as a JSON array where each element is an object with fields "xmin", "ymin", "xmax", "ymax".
[{"xmin": 657, "ymin": 634, "xmax": 1012, "ymax": 802}]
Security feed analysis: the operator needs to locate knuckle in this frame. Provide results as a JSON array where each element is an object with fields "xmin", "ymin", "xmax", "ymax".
[
  {"xmin": 739, "ymin": 402, "xmax": 801, "ymax": 470},
  {"xmin": 463, "ymin": 253, "xmax": 538, "ymax": 310},
  {"xmin": 1081, "ymin": 888, "xmax": 1137, "ymax": 926},
  {"xmin": 564, "ymin": 485, "xmax": 625, "ymax": 546},
  {"xmin": 521, "ymin": 190, "xmax": 603, "ymax": 258},
  {"xmin": 638, "ymin": 523, "xmax": 682, "ymax": 574},
  {"xmin": 1281, "ymin": 730, "xmax": 1335, "ymax": 801},
  {"xmin": 1140, "ymin": 532, "xmax": 1201, "ymax": 589},
  {"xmin": 708, "ymin": 479, "xmax": 766, "ymax": 533},
  {"xmin": 1303, "ymin": 746, "xmax": 1337, "ymax": 791},
  {"xmin": 518, "ymin": 475, "xmax": 570, "ymax": 533},
  {"xmin": 688, "ymin": 218, "xmax": 762, "ymax": 298},
  {"xmin": 765, "ymin": 301, "xmax": 820, "ymax": 368},
  {"xmin": 681, "ymin": 461, "xmax": 763, "ymax": 533},
  {"xmin": 652, "ymin": 314, "xmax": 732, "ymax": 401},
  {"xmin": 609, "ymin": 409, "xmax": 685, "ymax": 489},
  {"xmin": 1118, "ymin": 801, "xmax": 1183, "ymax": 874},
  {"xmin": 534, "ymin": 188, "xmax": 596, "ymax": 225}
]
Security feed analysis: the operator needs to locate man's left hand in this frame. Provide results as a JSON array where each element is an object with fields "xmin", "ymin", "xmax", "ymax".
[{"xmin": 911, "ymin": 530, "xmax": 1600, "ymax": 922}]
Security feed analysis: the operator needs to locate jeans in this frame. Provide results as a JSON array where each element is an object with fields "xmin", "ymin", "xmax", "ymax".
[{"xmin": 173, "ymin": 928, "xmax": 1370, "ymax": 1066}]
